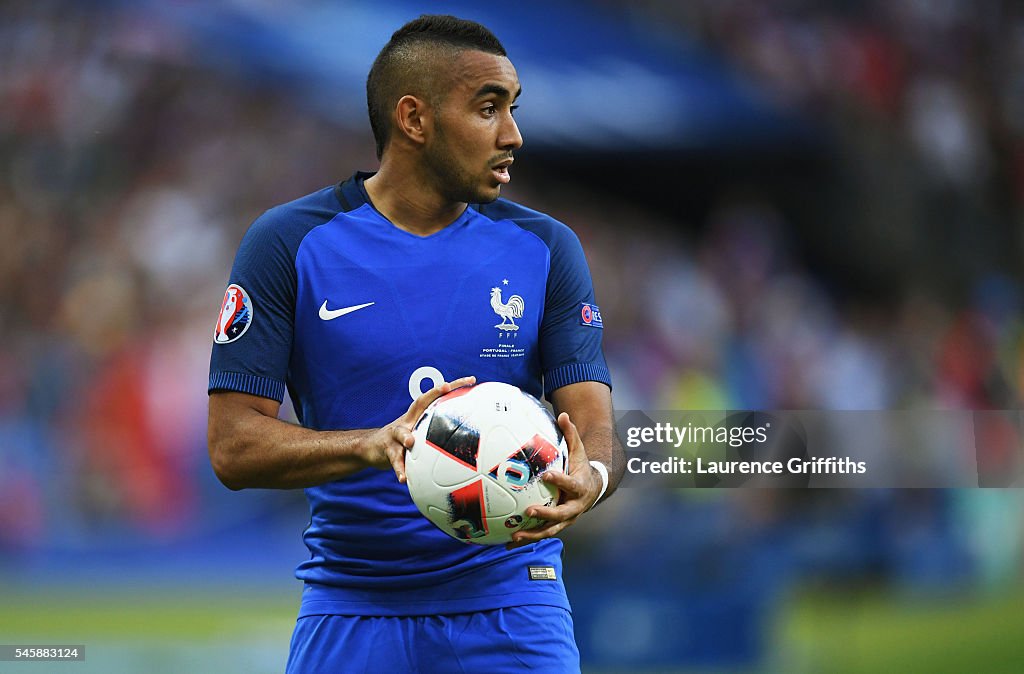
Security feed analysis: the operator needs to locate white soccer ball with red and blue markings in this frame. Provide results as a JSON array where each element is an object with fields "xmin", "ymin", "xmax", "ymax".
[{"xmin": 406, "ymin": 381, "xmax": 567, "ymax": 546}]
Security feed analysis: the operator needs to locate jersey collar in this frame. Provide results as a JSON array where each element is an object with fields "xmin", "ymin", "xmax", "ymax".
[{"xmin": 334, "ymin": 171, "xmax": 375, "ymax": 212}]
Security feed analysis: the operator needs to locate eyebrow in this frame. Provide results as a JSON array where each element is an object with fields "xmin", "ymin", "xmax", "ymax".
[{"xmin": 474, "ymin": 83, "xmax": 522, "ymax": 101}]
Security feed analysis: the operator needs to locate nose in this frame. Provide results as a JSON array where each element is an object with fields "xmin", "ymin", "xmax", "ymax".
[{"xmin": 500, "ymin": 113, "xmax": 523, "ymax": 151}]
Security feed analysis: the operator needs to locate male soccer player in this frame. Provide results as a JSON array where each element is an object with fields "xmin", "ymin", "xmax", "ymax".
[{"xmin": 208, "ymin": 14, "xmax": 624, "ymax": 673}]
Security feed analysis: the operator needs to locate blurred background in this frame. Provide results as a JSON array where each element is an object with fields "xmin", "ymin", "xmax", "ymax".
[{"xmin": 2, "ymin": 0, "xmax": 1024, "ymax": 671}]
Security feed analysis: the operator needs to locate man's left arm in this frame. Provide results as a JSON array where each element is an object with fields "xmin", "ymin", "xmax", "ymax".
[{"xmin": 507, "ymin": 380, "xmax": 625, "ymax": 549}]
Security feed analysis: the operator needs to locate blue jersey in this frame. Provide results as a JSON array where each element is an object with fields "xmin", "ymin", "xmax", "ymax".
[{"xmin": 209, "ymin": 172, "xmax": 611, "ymax": 617}]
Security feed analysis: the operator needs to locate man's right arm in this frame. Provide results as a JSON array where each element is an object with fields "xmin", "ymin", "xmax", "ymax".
[
  {"xmin": 208, "ymin": 376, "xmax": 474, "ymax": 490},
  {"xmin": 208, "ymin": 391, "xmax": 381, "ymax": 490}
]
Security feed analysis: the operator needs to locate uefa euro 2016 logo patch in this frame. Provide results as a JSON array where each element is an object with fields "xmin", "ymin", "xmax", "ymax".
[
  {"xmin": 214, "ymin": 283, "xmax": 253, "ymax": 344},
  {"xmin": 579, "ymin": 302, "xmax": 603, "ymax": 328}
]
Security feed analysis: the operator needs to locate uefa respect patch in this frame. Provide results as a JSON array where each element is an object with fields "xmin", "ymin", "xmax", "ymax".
[
  {"xmin": 214, "ymin": 283, "xmax": 253, "ymax": 344},
  {"xmin": 579, "ymin": 302, "xmax": 603, "ymax": 328}
]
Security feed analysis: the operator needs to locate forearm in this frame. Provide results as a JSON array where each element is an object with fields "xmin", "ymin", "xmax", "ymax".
[
  {"xmin": 579, "ymin": 421, "xmax": 625, "ymax": 502},
  {"xmin": 208, "ymin": 377, "xmax": 474, "ymax": 492},
  {"xmin": 549, "ymin": 380, "xmax": 625, "ymax": 505},
  {"xmin": 208, "ymin": 393, "xmax": 379, "ymax": 490}
]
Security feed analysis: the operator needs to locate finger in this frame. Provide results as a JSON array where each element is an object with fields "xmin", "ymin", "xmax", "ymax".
[
  {"xmin": 526, "ymin": 500, "xmax": 585, "ymax": 524},
  {"xmin": 405, "ymin": 382, "xmax": 452, "ymax": 423},
  {"xmin": 540, "ymin": 469, "xmax": 578, "ymax": 493},
  {"xmin": 540, "ymin": 468, "xmax": 598, "ymax": 514},
  {"xmin": 391, "ymin": 424, "xmax": 416, "ymax": 448},
  {"xmin": 505, "ymin": 519, "xmax": 574, "ymax": 549},
  {"xmin": 388, "ymin": 427, "xmax": 413, "ymax": 482},
  {"xmin": 404, "ymin": 376, "xmax": 477, "ymax": 423},
  {"xmin": 506, "ymin": 524, "xmax": 556, "ymax": 550},
  {"xmin": 391, "ymin": 446, "xmax": 408, "ymax": 483},
  {"xmin": 557, "ymin": 412, "xmax": 587, "ymax": 465}
]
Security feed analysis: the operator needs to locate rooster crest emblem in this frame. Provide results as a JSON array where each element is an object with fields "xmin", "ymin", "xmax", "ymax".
[{"xmin": 490, "ymin": 286, "xmax": 525, "ymax": 330}]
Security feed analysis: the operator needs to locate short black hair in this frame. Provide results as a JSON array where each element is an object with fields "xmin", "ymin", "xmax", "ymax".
[{"xmin": 366, "ymin": 15, "xmax": 507, "ymax": 159}]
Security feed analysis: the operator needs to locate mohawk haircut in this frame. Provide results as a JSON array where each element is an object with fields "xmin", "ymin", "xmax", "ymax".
[{"xmin": 366, "ymin": 15, "xmax": 507, "ymax": 159}]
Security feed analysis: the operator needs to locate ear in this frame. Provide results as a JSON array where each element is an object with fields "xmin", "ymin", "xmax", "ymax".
[{"xmin": 394, "ymin": 94, "xmax": 432, "ymax": 146}]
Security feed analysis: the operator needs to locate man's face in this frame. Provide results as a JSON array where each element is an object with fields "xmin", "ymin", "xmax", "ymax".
[{"xmin": 423, "ymin": 50, "xmax": 523, "ymax": 204}]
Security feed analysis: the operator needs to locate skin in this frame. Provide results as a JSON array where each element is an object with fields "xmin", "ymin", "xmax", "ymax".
[
  {"xmin": 363, "ymin": 50, "xmax": 523, "ymax": 235},
  {"xmin": 208, "ymin": 48, "xmax": 625, "ymax": 548}
]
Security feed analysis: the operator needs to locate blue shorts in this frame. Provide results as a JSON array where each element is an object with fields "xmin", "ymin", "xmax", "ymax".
[{"xmin": 285, "ymin": 605, "xmax": 580, "ymax": 674}]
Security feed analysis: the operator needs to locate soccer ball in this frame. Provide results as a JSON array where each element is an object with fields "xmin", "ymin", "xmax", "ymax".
[{"xmin": 406, "ymin": 381, "xmax": 568, "ymax": 545}]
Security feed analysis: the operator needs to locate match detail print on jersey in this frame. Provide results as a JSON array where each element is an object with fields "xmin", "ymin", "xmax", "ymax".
[{"xmin": 481, "ymin": 280, "xmax": 528, "ymax": 361}]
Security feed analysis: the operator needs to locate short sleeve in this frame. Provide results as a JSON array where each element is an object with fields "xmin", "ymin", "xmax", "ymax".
[
  {"xmin": 208, "ymin": 211, "xmax": 300, "ymax": 402},
  {"xmin": 538, "ymin": 224, "xmax": 612, "ymax": 395}
]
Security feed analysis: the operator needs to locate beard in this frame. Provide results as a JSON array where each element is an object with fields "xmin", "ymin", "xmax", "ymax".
[{"xmin": 422, "ymin": 123, "xmax": 500, "ymax": 204}]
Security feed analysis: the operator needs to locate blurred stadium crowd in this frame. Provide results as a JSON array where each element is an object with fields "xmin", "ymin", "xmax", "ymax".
[{"xmin": 1, "ymin": 0, "xmax": 1023, "ymax": 668}]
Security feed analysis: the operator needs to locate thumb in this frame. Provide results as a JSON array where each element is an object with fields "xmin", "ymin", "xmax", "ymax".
[{"xmin": 557, "ymin": 412, "xmax": 586, "ymax": 466}]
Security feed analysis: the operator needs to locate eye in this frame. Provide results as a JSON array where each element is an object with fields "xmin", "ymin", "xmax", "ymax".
[
  {"xmin": 482, "ymin": 104, "xmax": 497, "ymax": 116},
  {"xmin": 510, "ymin": 105, "xmax": 519, "ymax": 116}
]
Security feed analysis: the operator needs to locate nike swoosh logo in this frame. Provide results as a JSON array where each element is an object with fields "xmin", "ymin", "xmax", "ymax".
[{"xmin": 319, "ymin": 301, "xmax": 375, "ymax": 321}]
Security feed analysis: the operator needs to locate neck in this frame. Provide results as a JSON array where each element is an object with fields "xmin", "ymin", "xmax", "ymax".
[{"xmin": 364, "ymin": 159, "xmax": 466, "ymax": 237}]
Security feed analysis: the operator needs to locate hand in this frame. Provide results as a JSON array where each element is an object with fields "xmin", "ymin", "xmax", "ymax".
[
  {"xmin": 506, "ymin": 411, "xmax": 602, "ymax": 550},
  {"xmin": 362, "ymin": 376, "xmax": 477, "ymax": 482}
]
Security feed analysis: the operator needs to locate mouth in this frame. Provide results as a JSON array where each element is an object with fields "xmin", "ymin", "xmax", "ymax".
[{"xmin": 491, "ymin": 158, "xmax": 513, "ymax": 185}]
